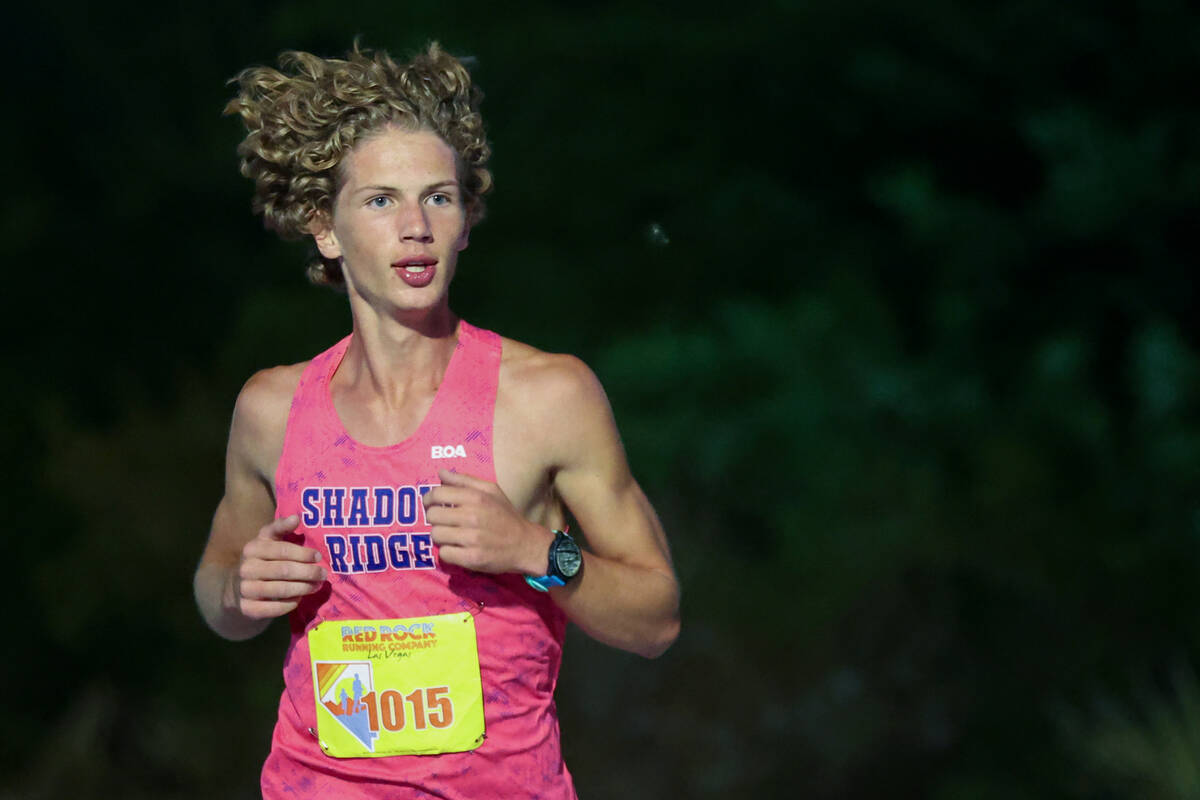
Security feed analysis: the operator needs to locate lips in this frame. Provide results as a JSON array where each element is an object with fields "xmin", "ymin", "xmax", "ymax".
[{"xmin": 393, "ymin": 256, "xmax": 437, "ymax": 288}]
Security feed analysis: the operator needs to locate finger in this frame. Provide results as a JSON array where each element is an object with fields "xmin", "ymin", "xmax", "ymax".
[
  {"xmin": 240, "ymin": 558, "xmax": 327, "ymax": 583},
  {"xmin": 432, "ymin": 543, "xmax": 482, "ymax": 571},
  {"xmin": 435, "ymin": 543, "xmax": 498, "ymax": 573},
  {"xmin": 244, "ymin": 538, "xmax": 323, "ymax": 564},
  {"xmin": 425, "ymin": 503, "xmax": 483, "ymax": 531},
  {"xmin": 241, "ymin": 599, "xmax": 302, "ymax": 620},
  {"xmin": 423, "ymin": 485, "xmax": 478, "ymax": 509},
  {"xmin": 257, "ymin": 514, "xmax": 301, "ymax": 540},
  {"xmin": 428, "ymin": 524, "xmax": 472, "ymax": 547},
  {"xmin": 436, "ymin": 469, "xmax": 494, "ymax": 491},
  {"xmin": 434, "ymin": 544, "xmax": 464, "ymax": 568},
  {"xmin": 240, "ymin": 578, "xmax": 325, "ymax": 601}
]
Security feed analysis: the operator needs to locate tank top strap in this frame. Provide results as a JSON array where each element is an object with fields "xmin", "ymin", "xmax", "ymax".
[
  {"xmin": 420, "ymin": 321, "xmax": 501, "ymax": 478},
  {"xmin": 447, "ymin": 321, "xmax": 502, "ymax": 402},
  {"xmin": 275, "ymin": 336, "xmax": 352, "ymax": 502}
]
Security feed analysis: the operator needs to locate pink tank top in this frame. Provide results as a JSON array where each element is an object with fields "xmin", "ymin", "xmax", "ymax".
[{"xmin": 261, "ymin": 321, "xmax": 576, "ymax": 799}]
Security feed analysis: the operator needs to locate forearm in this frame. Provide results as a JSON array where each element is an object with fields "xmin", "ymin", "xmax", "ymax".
[
  {"xmin": 550, "ymin": 552, "xmax": 680, "ymax": 658},
  {"xmin": 193, "ymin": 561, "xmax": 272, "ymax": 642}
]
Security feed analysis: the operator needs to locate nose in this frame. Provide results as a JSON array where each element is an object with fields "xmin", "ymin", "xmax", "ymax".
[{"xmin": 398, "ymin": 200, "xmax": 432, "ymax": 242}]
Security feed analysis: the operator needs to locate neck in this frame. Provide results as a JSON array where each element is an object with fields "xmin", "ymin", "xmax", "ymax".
[{"xmin": 338, "ymin": 303, "xmax": 461, "ymax": 404}]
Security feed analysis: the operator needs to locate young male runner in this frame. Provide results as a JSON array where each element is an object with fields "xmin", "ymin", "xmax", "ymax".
[{"xmin": 193, "ymin": 42, "xmax": 679, "ymax": 798}]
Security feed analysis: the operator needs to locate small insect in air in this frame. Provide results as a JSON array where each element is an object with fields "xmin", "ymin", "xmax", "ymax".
[{"xmin": 644, "ymin": 222, "xmax": 670, "ymax": 247}]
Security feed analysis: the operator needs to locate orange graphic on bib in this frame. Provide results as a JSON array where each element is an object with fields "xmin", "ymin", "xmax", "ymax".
[{"xmin": 314, "ymin": 661, "xmax": 379, "ymax": 751}]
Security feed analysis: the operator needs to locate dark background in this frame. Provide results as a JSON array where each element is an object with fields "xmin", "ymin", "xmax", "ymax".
[{"xmin": 5, "ymin": 1, "xmax": 1200, "ymax": 797}]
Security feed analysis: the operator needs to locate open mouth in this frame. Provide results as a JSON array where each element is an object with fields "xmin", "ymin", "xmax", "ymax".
[{"xmin": 394, "ymin": 258, "xmax": 438, "ymax": 287}]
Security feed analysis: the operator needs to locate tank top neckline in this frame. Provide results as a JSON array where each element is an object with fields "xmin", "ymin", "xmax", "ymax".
[{"xmin": 318, "ymin": 319, "xmax": 479, "ymax": 454}]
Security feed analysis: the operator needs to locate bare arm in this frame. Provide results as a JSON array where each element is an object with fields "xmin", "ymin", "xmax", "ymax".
[
  {"xmin": 539, "ymin": 358, "xmax": 679, "ymax": 657},
  {"xmin": 194, "ymin": 366, "xmax": 325, "ymax": 641},
  {"xmin": 425, "ymin": 355, "xmax": 680, "ymax": 658}
]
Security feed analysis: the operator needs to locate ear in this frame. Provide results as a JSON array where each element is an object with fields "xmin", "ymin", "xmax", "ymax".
[
  {"xmin": 309, "ymin": 213, "xmax": 342, "ymax": 260},
  {"xmin": 456, "ymin": 206, "xmax": 472, "ymax": 252}
]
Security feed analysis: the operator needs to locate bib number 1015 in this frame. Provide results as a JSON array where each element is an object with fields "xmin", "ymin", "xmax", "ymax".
[{"xmin": 360, "ymin": 686, "xmax": 453, "ymax": 732}]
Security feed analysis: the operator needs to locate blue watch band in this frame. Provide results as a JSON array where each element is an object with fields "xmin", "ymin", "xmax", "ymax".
[{"xmin": 525, "ymin": 574, "xmax": 566, "ymax": 592}]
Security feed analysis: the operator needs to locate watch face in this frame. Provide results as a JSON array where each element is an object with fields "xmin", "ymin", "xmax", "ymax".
[{"xmin": 554, "ymin": 536, "xmax": 583, "ymax": 578}]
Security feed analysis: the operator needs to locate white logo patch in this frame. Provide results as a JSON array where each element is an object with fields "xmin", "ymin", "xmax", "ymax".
[{"xmin": 431, "ymin": 445, "xmax": 467, "ymax": 459}]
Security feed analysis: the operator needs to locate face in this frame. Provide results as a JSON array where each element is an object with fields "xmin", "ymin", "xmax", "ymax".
[{"xmin": 313, "ymin": 126, "xmax": 470, "ymax": 318}]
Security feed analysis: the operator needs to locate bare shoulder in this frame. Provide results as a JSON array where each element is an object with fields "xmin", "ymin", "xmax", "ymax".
[
  {"xmin": 498, "ymin": 337, "xmax": 606, "ymax": 412},
  {"xmin": 496, "ymin": 336, "xmax": 619, "ymax": 474},
  {"xmin": 228, "ymin": 361, "xmax": 308, "ymax": 479},
  {"xmin": 233, "ymin": 362, "xmax": 307, "ymax": 433}
]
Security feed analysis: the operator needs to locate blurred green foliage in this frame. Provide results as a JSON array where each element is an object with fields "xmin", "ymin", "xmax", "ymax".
[
  {"xmin": 4, "ymin": 1, "xmax": 1199, "ymax": 798},
  {"xmin": 1059, "ymin": 664, "xmax": 1200, "ymax": 798}
]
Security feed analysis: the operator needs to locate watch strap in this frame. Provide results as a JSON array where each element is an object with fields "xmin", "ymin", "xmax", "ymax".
[
  {"xmin": 525, "ymin": 573, "xmax": 566, "ymax": 592},
  {"xmin": 525, "ymin": 529, "xmax": 574, "ymax": 593}
]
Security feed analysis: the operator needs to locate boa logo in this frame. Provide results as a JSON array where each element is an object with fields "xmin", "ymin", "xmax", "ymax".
[{"xmin": 431, "ymin": 445, "xmax": 467, "ymax": 459}]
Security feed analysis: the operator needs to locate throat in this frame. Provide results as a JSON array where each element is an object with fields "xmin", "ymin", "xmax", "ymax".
[
  {"xmin": 328, "ymin": 327, "xmax": 460, "ymax": 447},
  {"xmin": 332, "ymin": 383, "xmax": 440, "ymax": 448}
]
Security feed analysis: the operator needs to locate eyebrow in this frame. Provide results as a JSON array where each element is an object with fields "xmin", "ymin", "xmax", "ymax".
[{"xmin": 355, "ymin": 180, "xmax": 460, "ymax": 195}]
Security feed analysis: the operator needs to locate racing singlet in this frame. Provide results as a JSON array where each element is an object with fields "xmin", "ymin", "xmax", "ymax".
[{"xmin": 261, "ymin": 321, "xmax": 576, "ymax": 799}]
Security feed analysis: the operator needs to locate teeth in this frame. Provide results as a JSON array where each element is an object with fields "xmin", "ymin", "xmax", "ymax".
[{"xmin": 405, "ymin": 266, "xmax": 427, "ymax": 273}]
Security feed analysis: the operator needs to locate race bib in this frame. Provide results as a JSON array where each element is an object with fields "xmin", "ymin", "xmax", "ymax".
[{"xmin": 308, "ymin": 613, "xmax": 486, "ymax": 757}]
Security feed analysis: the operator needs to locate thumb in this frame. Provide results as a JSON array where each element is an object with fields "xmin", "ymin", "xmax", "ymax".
[
  {"xmin": 437, "ymin": 469, "xmax": 491, "ymax": 490},
  {"xmin": 258, "ymin": 514, "xmax": 301, "ymax": 540}
]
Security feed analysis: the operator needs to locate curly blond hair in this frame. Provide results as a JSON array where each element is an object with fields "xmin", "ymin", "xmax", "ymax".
[{"xmin": 225, "ymin": 41, "xmax": 492, "ymax": 287}]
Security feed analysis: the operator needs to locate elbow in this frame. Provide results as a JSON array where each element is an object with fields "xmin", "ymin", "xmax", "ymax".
[
  {"xmin": 638, "ymin": 576, "xmax": 680, "ymax": 658},
  {"xmin": 193, "ymin": 561, "xmax": 267, "ymax": 642},
  {"xmin": 639, "ymin": 614, "xmax": 680, "ymax": 660}
]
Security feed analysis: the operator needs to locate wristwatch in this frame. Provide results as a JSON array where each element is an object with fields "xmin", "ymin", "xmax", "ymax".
[{"xmin": 525, "ymin": 529, "xmax": 583, "ymax": 592}]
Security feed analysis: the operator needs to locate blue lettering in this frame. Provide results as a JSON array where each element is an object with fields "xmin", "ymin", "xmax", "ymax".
[
  {"xmin": 418, "ymin": 485, "xmax": 434, "ymax": 527},
  {"xmin": 322, "ymin": 488, "xmax": 346, "ymax": 527},
  {"xmin": 347, "ymin": 535, "xmax": 364, "ymax": 572},
  {"xmin": 348, "ymin": 489, "xmax": 369, "ymax": 526},
  {"xmin": 373, "ymin": 487, "xmax": 394, "ymax": 525},
  {"xmin": 398, "ymin": 486, "xmax": 418, "ymax": 525},
  {"xmin": 412, "ymin": 533, "xmax": 435, "ymax": 568},
  {"xmin": 325, "ymin": 535, "xmax": 348, "ymax": 573},
  {"xmin": 306, "ymin": 486, "xmax": 439, "ymax": 574},
  {"xmin": 301, "ymin": 488, "xmax": 320, "ymax": 527},
  {"xmin": 363, "ymin": 535, "xmax": 387, "ymax": 572},
  {"xmin": 387, "ymin": 534, "xmax": 411, "ymax": 569}
]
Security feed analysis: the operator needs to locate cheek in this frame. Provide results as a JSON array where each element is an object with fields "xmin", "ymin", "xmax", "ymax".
[{"xmin": 336, "ymin": 219, "xmax": 384, "ymax": 259}]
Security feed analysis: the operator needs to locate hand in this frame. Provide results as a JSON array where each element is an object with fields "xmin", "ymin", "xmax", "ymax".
[
  {"xmin": 423, "ymin": 470, "xmax": 553, "ymax": 575},
  {"xmin": 233, "ymin": 515, "xmax": 326, "ymax": 619}
]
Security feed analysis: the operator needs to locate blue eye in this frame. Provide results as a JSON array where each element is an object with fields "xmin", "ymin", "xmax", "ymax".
[
  {"xmin": 428, "ymin": 193, "xmax": 452, "ymax": 206},
  {"xmin": 368, "ymin": 196, "xmax": 391, "ymax": 208}
]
